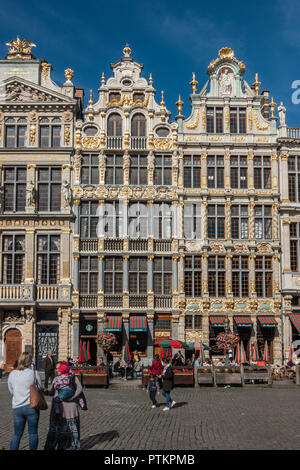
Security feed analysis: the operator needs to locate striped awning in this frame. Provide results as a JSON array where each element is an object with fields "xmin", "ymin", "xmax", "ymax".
[
  {"xmin": 209, "ymin": 316, "xmax": 227, "ymax": 326},
  {"xmin": 289, "ymin": 313, "xmax": 300, "ymax": 333},
  {"xmin": 257, "ymin": 316, "xmax": 278, "ymax": 327},
  {"xmin": 104, "ymin": 316, "xmax": 122, "ymax": 332},
  {"xmin": 234, "ymin": 316, "xmax": 253, "ymax": 327},
  {"xmin": 130, "ymin": 316, "xmax": 147, "ymax": 332}
]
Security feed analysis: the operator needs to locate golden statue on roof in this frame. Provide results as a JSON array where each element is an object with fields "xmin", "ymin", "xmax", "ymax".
[{"xmin": 5, "ymin": 36, "xmax": 36, "ymax": 60}]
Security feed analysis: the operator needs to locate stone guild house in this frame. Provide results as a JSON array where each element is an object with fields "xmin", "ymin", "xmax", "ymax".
[{"xmin": 0, "ymin": 38, "xmax": 299, "ymax": 369}]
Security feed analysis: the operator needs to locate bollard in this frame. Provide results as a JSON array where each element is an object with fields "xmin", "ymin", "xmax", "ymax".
[{"xmin": 194, "ymin": 365, "xmax": 199, "ymax": 388}]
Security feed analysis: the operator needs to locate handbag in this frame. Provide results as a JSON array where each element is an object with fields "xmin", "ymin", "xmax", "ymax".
[{"xmin": 30, "ymin": 367, "xmax": 48, "ymax": 410}]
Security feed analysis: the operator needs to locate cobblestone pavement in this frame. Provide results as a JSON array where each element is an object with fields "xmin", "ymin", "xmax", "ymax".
[{"xmin": 1, "ymin": 378, "xmax": 300, "ymax": 450}]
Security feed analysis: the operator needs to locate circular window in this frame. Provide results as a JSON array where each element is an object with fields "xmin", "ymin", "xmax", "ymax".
[
  {"xmin": 122, "ymin": 79, "xmax": 132, "ymax": 87},
  {"xmin": 84, "ymin": 126, "xmax": 98, "ymax": 136},
  {"xmin": 156, "ymin": 127, "xmax": 170, "ymax": 137}
]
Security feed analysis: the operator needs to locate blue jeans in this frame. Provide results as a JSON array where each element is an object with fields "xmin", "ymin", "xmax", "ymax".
[
  {"xmin": 10, "ymin": 405, "xmax": 40, "ymax": 450},
  {"xmin": 162, "ymin": 389, "xmax": 172, "ymax": 408}
]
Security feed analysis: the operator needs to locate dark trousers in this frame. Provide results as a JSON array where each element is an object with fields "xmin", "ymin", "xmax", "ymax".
[
  {"xmin": 162, "ymin": 389, "xmax": 172, "ymax": 408},
  {"xmin": 44, "ymin": 370, "xmax": 55, "ymax": 389},
  {"xmin": 149, "ymin": 390, "xmax": 157, "ymax": 406},
  {"xmin": 10, "ymin": 405, "xmax": 40, "ymax": 450}
]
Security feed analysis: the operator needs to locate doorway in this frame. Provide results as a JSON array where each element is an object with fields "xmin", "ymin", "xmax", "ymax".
[{"xmin": 4, "ymin": 329, "xmax": 22, "ymax": 371}]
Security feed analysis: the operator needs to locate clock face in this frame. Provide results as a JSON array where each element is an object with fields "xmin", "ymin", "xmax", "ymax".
[{"xmin": 85, "ymin": 323, "xmax": 93, "ymax": 333}]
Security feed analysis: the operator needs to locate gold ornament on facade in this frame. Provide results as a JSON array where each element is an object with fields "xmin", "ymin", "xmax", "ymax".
[
  {"xmin": 225, "ymin": 299, "xmax": 234, "ymax": 310},
  {"xmin": 154, "ymin": 138, "xmax": 172, "ymax": 150},
  {"xmin": 81, "ymin": 137, "xmax": 100, "ymax": 150},
  {"xmin": 280, "ymin": 153, "xmax": 289, "ymax": 161},
  {"xmin": 64, "ymin": 68, "xmax": 74, "ymax": 82},
  {"xmin": 28, "ymin": 110, "xmax": 38, "ymax": 122},
  {"xmin": 185, "ymin": 109, "xmax": 200, "ymax": 129},
  {"xmin": 253, "ymin": 73, "xmax": 261, "ymax": 95},
  {"xmin": 62, "ymin": 111, "xmax": 72, "ymax": 122},
  {"xmin": 248, "ymin": 108, "xmax": 253, "ymax": 131},
  {"xmin": 41, "ymin": 61, "xmax": 50, "ymax": 81},
  {"xmin": 207, "ymin": 47, "xmax": 245, "ymax": 74},
  {"xmin": 253, "ymin": 110, "xmax": 269, "ymax": 131},
  {"xmin": 64, "ymin": 125, "xmax": 71, "ymax": 146},
  {"xmin": 176, "ymin": 95, "xmax": 184, "ymax": 116},
  {"xmin": 273, "ymin": 299, "xmax": 281, "ymax": 310},
  {"xmin": 190, "ymin": 72, "xmax": 198, "ymax": 94},
  {"xmin": 249, "ymin": 298, "xmax": 257, "ymax": 311},
  {"xmin": 269, "ymin": 97, "xmax": 277, "ymax": 118},
  {"xmin": 202, "ymin": 298, "xmax": 210, "ymax": 309},
  {"xmin": 225, "ymin": 107, "xmax": 229, "ymax": 131},
  {"xmin": 6, "ymin": 36, "xmax": 36, "ymax": 59},
  {"xmin": 29, "ymin": 124, "xmax": 36, "ymax": 145},
  {"xmin": 75, "ymin": 128, "xmax": 81, "ymax": 148}
]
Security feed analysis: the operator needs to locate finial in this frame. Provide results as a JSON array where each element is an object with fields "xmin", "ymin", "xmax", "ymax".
[
  {"xmin": 269, "ymin": 97, "xmax": 277, "ymax": 118},
  {"xmin": 64, "ymin": 68, "xmax": 74, "ymax": 82},
  {"xmin": 160, "ymin": 90, "xmax": 165, "ymax": 107},
  {"xmin": 176, "ymin": 95, "xmax": 184, "ymax": 116},
  {"xmin": 253, "ymin": 73, "xmax": 261, "ymax": 95},
  {"xmin": 101, "ymin": 72, "xmax": 105, "ymax": 85},
  {"xmin": 190, "ymin": 72, "xmax": 199, "ymax": 94},
  {"xmin": 149, "ymin": 73, "xmax": 153, "ymax": 86},
  {"xmin": 123, "ymin": 43, "xmax": 131, "ymax": 57},
  {"xmin": 89, "ymin": 89, "xmax": 93, "ymax": 107}
]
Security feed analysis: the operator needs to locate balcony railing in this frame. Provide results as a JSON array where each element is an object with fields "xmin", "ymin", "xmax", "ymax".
[
  {"xmin": 129, "ymin": 295, "xmax": 147, "ymax": 308},
  {"xmin": 287, "ymin": 128, "xmax": 300, "ymax": 139},
  {"xmin": 0, "ymin": 284, "xmax": 34, "ymax": 301},
  {"xmin": 131, "ymin": 137, "xmax": 147, "ymax": 150},
  {"xmin": 79, "ymin": 295, "xmax": 98, "ymax": 309},
  {"xmin": 128, "ymin": 239, "xmax": 148, "ymax": 251},
  {"xmin": 107, "ymin": 137, "xmax": 122, "ymax": 149},
  {"xmin": 80, "ymin": 239, "xmax": 98, "ymax": 252},
  {"xmin": 154, "ymin": 295, "xmax": 172, "ymax": 309},
  {"xmin": 153, "ymin": 240, "xmax": 173, "ymax": 252},
  {"xmin": 104, "ymin": 295, "xmax": 123, "ymax": 307},
  {"xmin": 104, "ymin": 239, "xmax": 124, "ymax": 251},
  {"xmin": 37, "ymin": 286, "xmax": 59, "ymax": 301}
]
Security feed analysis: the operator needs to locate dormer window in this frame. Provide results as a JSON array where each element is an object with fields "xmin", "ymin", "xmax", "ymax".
[
  {"xmin": 107, "ymin": 113, "xmax": 122, "ymax": 136},
  {"xmin": 133, "ymin": 93, "xmax": 144, "ymax": 102},
  {"xmin": 84, "ymin": 126, "xmax": 98, "ymax": 137},
  {"xmin": 109, "ymin": 93, "xmax": 121, "ymax": 102},
  {"xmin": 156, "ymin": 127, "xmax": 170, "ymax": 138},
  {"xmin": 5, "ymin": 118, "xmax": 27, "ymax": 148},
  {"xmin": 207, "ymin": 107, "xmax": 223, "ymax": 134}
]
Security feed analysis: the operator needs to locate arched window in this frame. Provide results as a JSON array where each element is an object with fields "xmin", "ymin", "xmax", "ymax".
[
  {"xmin": 131, "ymin": 113, "xmax": 146, "ymax": 137},
  {"xmin": 107, "ymin": 113, "xmax": 122, "ymax": 137}
]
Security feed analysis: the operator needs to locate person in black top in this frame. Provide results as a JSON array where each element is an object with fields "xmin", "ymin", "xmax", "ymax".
[
  {"xmin": 44, "ymin": 350, "xmax": 56, "ymax": 391},
  {"xmin": 161, "ymin": 357, "xmax": 176, "ymax": 411}
]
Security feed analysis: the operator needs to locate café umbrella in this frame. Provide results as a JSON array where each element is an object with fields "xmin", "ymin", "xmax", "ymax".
[
  {"xmin": 153, "ymin": 339, "xmax": 189, "ymax": 349},
  {"xmin": 188, "ymin": 342, "xmax": 211, "ymax": 351},
  {"xmin": 124, "ymin": 340, "xmax": 131, "ymax": 362},
  {"xmin": 263, "ymin": 340, "xmax": 269, "ymax": 363},
  {"xmin": 252, "ymin": 342, "xmax": 259, "ymax": 362},
  {"xmin": 235, "ymin": 342, "xmax": 247, "ymax": 364},
  {"xmin": 161, "ymin": 348, "xmax": 171, "ymax": 360},
  {"xmin": 197, "ymin": 342, "xmax": 206, "ymax": 365}
]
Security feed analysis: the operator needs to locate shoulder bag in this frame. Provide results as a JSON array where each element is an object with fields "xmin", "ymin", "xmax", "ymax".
[{"xmin": 30, "ymin": 368, "xmax": 48, "ymax": 410}]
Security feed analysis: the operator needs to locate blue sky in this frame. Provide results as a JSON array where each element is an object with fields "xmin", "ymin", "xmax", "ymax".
[{"xmin": 1, "ymin": 0, "xmax": 300, "ymax": 126}]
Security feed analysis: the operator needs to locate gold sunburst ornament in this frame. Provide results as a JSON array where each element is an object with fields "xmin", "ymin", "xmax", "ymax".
[{"xmin": 219, "ymin": 47, "xmax": 234, "ymax": 59}]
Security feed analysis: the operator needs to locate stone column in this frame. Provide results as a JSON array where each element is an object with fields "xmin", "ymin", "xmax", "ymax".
[
  {"xmin": 122, "ymin": 313, "xmax": 129, "ymax": 360},
  {"xmin": 172, "ymin": 201, "xmax": 179, "ymax": 238},
  {"xmin": 23, "ymin": 308, "xmax": 35, "ymax": 357},
  {"xmin": 147, "ymin": 255, "xmax": 154, "ymax": 293},
  {"xmin": 98, "ymin": 255, "xmax": 104, "ymax": 293},
  {"xmin": 282, "ymin": 221, "xmax": 291, "ymax": 273},
  {"xmin": 178, "ymin": 253, "xmax": 185, "ymax": 295},
  {"xmin": 71, "ymin": 312, "xmax": 80, "ymax": 361},
  {"xmin": 271, "ymin": 153, "xmax": 279, "ymax": 194},
  {"xmin": 73, "ymin": 199, "xmax": 80, "ymax": 234},
  {"xmin": 97, "ymin": 200, "xmax": 105, "ymax": 249},
  {"xmin": 97, "ymin": 311, "xmax": 106, "ymax": 361},
  {"xmin": 249, "ymin": 202, "xmax": 255, "ymax": 240},
  {"xmin": 283, "ymin": 296, "xmax": 292, "ymax": 363},
  {"xmin": 202, "ymin": 253, "xmax": 209, "ymax": 295},
  {"xmin": 172, "ymin": 314, "xmax": 180, "ymax": 346},
  {"xmin": 147, "ymin": 200, "xmax": 153, "ymax": 240},
  {"xmin": 202, "ymin": 202, "xmax": 208, "ymax": 239},
  {"xmin": 178, "ymin": 152, "xmax": 184, "ymax": 189},
  {"xmin": 225, "ymin": 201, "xmax": 232, "ymax": 240},
  {"xmin": 272, "ymin": 203, "xmax": 279, "ymax": 240},
  {"xmin": 172, "ymin": 256, "xmax": 179, "ymax": 293},
  {"xmin": 123, "ymin": 255, "xmax": 129, "ymax": 294},
  {"xmin": 147, "ymin": 312, "xmax": 154, "ymax": 364},
  {"xmin": 224, "ymin": 153, "xmax": 231, "ymax": 190},
  {"xmin": 226, "ymin": 254, "xmax": 232, "ymax": 296},
  {"xmin": 249, "ymin": 254, "xmax": 257, "ymax": 297},
  {"xmin": 202, "ymin": 314, "xmax": 210, "ymax": 348},
  {"xmin": 201, "ymin": 153, "xmax": 207, "ymax": 189}
]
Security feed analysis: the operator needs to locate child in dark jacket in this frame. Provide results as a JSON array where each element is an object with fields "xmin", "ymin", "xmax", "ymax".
[{"xmin": 147, "ymin": 373, "xmax": 160, "ymax": 408}]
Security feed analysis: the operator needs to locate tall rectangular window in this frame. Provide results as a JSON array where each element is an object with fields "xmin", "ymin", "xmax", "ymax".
[
  {"xmin": 37, "ymin": 235, "xmax": 60, "ymax": 284},
  {"xmin": 80, "ymin": 256, "xmax": 98, "ymax": 294},
  {"xmin": 154, "ymin": 155, "xmax": 172, "ymax": 186},
  {"xmin": 80, "ymin": 201, "xmax": 99, "ymax": 238},
  {"xmin": 184, "ymin": 203, "xmax": 201, "ymax": 239},
  {"xmin": 290, "ymin": 223, "xmax": 300, "ymax": 272},
  {"xmin": 207, "ymin": 107, "xmax": 223, "ymax": 134},
  {"xmin": 207, "ymin": 156, "xmax": 224, "ymax": 188},
  {"xmin": 254, "ymin": 206, "xmax": 272, "ymax": 239},
  {"xmin": 255, "ymin": 256, "xmax": 272, "ymax": 297},
  {"xmin": 81, "ymin": 154, "xmax": 99, "ymax": 185},
  {"xmin": 37, "ymin": 167, "xmax": 61, "ymax": 212},
  {"xmin": 207, "ymin": 205, "xmax": 225, "ymax": 239},
  {"xmin": 2, "ymin": 235, "xmax": 25, "ymax": 284},
  {"xmin": 184, "ymin": 256, "xmax": 202, "ymax": 297},
  {"xmin": 208, "ymin": 256, "xmax": 226, "ymax": 297},
  {"xmin": 230, "ymin": 107, "xmax": 246, "ymax": 134},
  {"xmin": 153, "ymin": 203, "xmax": 172, "ymax": 239},
  {"xmin": 5, "ymin": 118, "xmax": 27, "ymax": 148},
  {"xmin": 105, "ymin": 154, "xmax": 123, "ymax": 185},
  {"xmin": 232, "ymin": 256, "xmax": 249, "ymax": 297},
  {"xmin": 231, "ymin": 205, "xmax": 248, "ymax": 239},
  {"xmin": 104, "ymin": 257, "xmax": 123, "ymax": 294},
  {"xmin": 128, "ymin": 202, "xmax": 148, "ymax": 238},
  {"xmin": 153, "ymin": 257, "xmax": 172, "ymax": 294},
  {"xmin": 254, "ymin": 156, "xmax": 271, "ymax": 189},
  {"xmin": 130, "ymin": 154, "xmax": 148, "ymax": 185},
  {"xmin": 3, "ymin": 166, "xmax": 26, "ymax": 212},
  {"xmin": 183, "ymin": 155, "xmax": 201, "ymax": 188},
  {"xmin": 288, "ymin": 156, "xmax": 300, "ymax": 202},
  {"xmin": 129, "ymin": 257, "xmax": 147, "ymax": 294},
  {"xmin": 103, "ymin": 201, "xmax": 123, "ymax": 238},
  {"xmin": 230, "ymin": 156, "xmax": 248, "ymax": 189}
]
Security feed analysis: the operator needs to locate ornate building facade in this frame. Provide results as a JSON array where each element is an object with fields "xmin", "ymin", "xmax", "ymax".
[{"xmin": 0, "ymin": 38, "xmax": 299, "ymax": 369}]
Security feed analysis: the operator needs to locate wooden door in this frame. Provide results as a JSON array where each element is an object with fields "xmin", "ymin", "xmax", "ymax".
[{"xmin": 5, "ymin": 329, "xmax": 22, "ymax": 371}]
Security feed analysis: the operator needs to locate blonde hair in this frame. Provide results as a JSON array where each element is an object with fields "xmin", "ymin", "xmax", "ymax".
[{"xmin": 16, "ymin": 352, "xmax": 32, "ymax": 370}]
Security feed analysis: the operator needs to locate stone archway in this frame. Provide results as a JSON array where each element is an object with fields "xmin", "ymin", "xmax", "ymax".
[{"xmin": 4, "ymin": 328, "xmax": 22, "ymax": 371}]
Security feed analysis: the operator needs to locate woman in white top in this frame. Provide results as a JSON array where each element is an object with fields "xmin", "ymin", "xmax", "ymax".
[{"xmin": 8, "ymin": 352, "xmax": 42, "ymax": 450}]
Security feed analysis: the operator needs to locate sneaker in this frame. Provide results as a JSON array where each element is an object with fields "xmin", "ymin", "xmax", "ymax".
[
  {"xmin": 151, "ymin": 405, "xmax": 156, "ymax": 408},
  {"xmin": 162, "ymin": 406, "xmax": 170, "ymax": 411},
  {"xmin": 170, "ymin": 401, "xmax": 176, "ymax": 408}
]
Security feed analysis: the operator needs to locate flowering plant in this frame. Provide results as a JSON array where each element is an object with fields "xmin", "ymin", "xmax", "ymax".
[
  {"xmin": 142, "ymin": 369, "xmax": 151, "ymax": 375},
  {"xmin": 215, "ymin": 332, "xmax": 240, "ymax": 351},
  {"xmin": 173, "ymin": 368, "xmax": 193, "ymax": 375},
  {"xmin": 96, "ymin": 332, "xmax": 117, "ymax": 351}
]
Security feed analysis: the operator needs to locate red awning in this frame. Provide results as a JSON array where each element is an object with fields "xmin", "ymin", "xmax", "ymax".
[
  {"xmin": 289, "ymin": 313, "xmax": 300, "ymax": 333},
  {"xmin": 104, "ymin": 316, "xmax": 122, "ymax": 332},
  {"xmin": 257, "ymin": 316, "xmax": 278, "ymax": 327},
  {"xmin": 209, "ymin": 316, "xmax": 226, "ymax": 326},
  {"xmin": 234, "ymin": 316, "xmax": 253, "ymax": 327},
  {"xmin": 129, "ymin": 316, "xmax": 147, "ymax": 332}
]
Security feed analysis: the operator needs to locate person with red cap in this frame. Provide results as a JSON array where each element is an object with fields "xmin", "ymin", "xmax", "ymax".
[{"xmin": 52, "ymin": 363, "xmax": 76, "ymax": 415}]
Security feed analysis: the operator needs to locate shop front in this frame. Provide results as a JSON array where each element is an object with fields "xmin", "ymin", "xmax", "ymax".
[
  {"xmin": 79, "ymin": 315, "xmax": 98, "ymax": 365},
  {"xmin": 257, "ymin": 316, "xmax": 278, "ymax": 363},
  {"xmin": 103, "ymin": 315, "xmax": 123, "ymax": 355},
  {"xmin": 153, "ymin": 314, "xmax": 172, "ymax": 358},
  {"xmin": 289, "ymin": 313, "xmax": 300, "ymax": 345},
  {"xmin": 233, "ymin": 315, "xmax": 253, "ymax": 361},
  {"xmin": 209, "ymin": 315, "xmax": 226, "ymax": 356},
  {"xmin": 129, "ymin": 315, "xmax": 148, "ymax": 357}
]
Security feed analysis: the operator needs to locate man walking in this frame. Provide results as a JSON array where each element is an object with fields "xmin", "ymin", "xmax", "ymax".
[{"xmin": 44, "ymin": 350, "xmax": 56, "ymax": 392}]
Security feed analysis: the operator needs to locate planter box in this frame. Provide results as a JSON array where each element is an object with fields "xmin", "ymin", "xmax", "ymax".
[
  {"xmin": 197, "ymin": 368, "xmax": 214, "ymax": 385},
  {"xmin": 173, "ymin": 373, "xmax": 194, "ymax": 386},
  {"xmin": 214, "ymin": 367, "xmax": 242, "ymax": 385},
  {"xmin": 82, "ymin": 373, "xmax": 108, "ymax": 387},
  {"xmin": 243, "ymin": 366, "xmax": 272, "ymax": 385}
]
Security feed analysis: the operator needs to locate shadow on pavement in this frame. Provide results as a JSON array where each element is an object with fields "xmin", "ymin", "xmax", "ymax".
[{"xmin": 81, "ymin": 430, "xmax": 119, "ymax": 450}]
